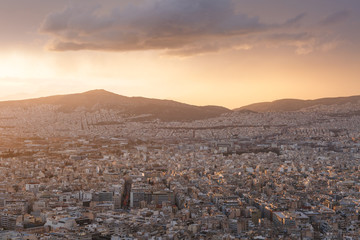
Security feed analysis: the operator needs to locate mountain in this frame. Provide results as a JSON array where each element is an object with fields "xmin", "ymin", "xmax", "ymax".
[
  {"xmin": 235, "ymin": 95, "xmax": 360, "ymax": 112},
  {"xmin": 0, "ymin": 90, "xmax": 231, "ymax": 121},
  {"xmin": 2, "ymin": 90, "xmax": 359, "ymax": 120}
]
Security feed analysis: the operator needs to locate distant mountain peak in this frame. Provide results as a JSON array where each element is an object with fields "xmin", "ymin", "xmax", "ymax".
[{"xmin": 83, "ymin": 89, "xmax": 114, "ymax": 95}]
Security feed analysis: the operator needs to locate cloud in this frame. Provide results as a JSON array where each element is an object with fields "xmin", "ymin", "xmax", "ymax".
[
  {"xmin": 263, "ymin": 32, "xmax": 341, "ymax": 55},
  {"xmin": 284, "ymin": 13, "xmax": 307, "ymax": 27},
  {"xmin": 265, "ymin": 32, "xmax": 315, "ymax": 55},
  {"xmin": 40, "ymin": 0, "xmax": 306, "ymax": 56},
  {"xmin": 320, "ymin": 10, "xmax": 351, "ymax": 26}
]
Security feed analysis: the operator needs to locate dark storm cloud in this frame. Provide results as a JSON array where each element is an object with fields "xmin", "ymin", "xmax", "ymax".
[
  {"xmin": 40, "ymin": 0, "xmax": 306, "ymax": 55},
  {"xmin": 320, "ymin": 10, "xmax": 351, "ymax": 26}
]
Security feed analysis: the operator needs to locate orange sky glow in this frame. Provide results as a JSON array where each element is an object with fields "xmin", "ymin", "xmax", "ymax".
[{"xmin": 0, "ymin": 0, "xmax": 359, "ymax": 109}]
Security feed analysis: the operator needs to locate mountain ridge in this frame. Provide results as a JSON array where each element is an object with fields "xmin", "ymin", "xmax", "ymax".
[
  {"xmin": 0, "ymin": 89, "xmax": 231, "ymax": 121},
  {"xmin": 235, "ymin": 95, "xmax": 360, "ymax": 112},
  {"xmin": 1, "ymin": 90, "xmax": 360, "ymax": 119}
]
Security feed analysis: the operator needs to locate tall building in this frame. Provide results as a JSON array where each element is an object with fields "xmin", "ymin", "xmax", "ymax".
[{"xmin": 121, "ymin": 175, "xmax": 132, "ymax": 209}]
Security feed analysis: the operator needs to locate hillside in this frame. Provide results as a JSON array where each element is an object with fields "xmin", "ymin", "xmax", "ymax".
[
  {"xmin": 0, "ymin": 90, "xmax": 231, "ymax": 121},
  {"xmin": 235, "ymin": 95, "xmax": 360, "ymax": 112}
]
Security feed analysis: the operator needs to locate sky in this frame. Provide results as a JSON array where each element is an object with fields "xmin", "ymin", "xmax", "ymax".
[{"xmin": 0, "ymin": 0, "xmax": 359, "ymax": 109}]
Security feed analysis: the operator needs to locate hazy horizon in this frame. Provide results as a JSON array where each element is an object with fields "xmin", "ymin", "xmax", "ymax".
[
  {"xmin": 1, "ymin": 0, "xmax": 360, "ymax": 108},
  {"xmin": 1, "ymin": 88, "xmax": 360, "ymax": 110},
  {"xmin": 1, "ymin": 2, "xmax": 360, "ymax": 236}
]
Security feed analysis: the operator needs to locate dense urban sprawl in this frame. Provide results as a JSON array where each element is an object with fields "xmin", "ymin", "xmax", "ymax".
[{"xmin": 1, "ymin": 102, "xmax": 360, "ymax": 239}]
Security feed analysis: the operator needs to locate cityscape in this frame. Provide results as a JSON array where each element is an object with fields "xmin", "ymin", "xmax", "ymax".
[
  {"xmin": 1, "ymin": 0, "xmax": 360, "ymax": 239},
  {"xmin": 0, "ymin": 91, "xmax": 360, "ymax": 239}
]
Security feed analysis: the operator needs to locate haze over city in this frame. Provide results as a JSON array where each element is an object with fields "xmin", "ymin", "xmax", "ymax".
[
  {"xmin": 0, "ymin": 0, "xmax": 360, "ymax": 108},
  {"xmin": 2, "ymin": 1, "xmax": 360, "ymax": 240}
]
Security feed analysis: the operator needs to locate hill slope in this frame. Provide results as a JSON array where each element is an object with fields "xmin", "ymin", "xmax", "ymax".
[
  {"xmin": 235, "ymin": 95, "xmax": 360, "ymax": 112},
  {"xmin": 0, "ymin": 90, "xmax": 231, "ymax": 121}
]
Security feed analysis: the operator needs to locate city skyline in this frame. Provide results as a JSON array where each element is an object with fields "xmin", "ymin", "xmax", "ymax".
[
  {"xmin": 2, "ymin": 1, "xmax": 360, "ymax": 238},
  {"xmin": 0, "ymin": 0, "xmax": 359, "ymax": 108}
]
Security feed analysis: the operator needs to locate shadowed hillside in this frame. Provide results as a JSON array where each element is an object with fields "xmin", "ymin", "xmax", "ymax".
[
  {"xmin": 0, "ymin": 90, "xmax": 231, "ymax": 121},
  {"xmin": 235, "ymin": 95, "xmax": 360, "ymax": 112}
]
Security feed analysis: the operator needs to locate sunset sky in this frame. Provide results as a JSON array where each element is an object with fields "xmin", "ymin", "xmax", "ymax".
[{"xmin": 0, "ymin": 0, "xmax": 359, "ymax": 108}]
